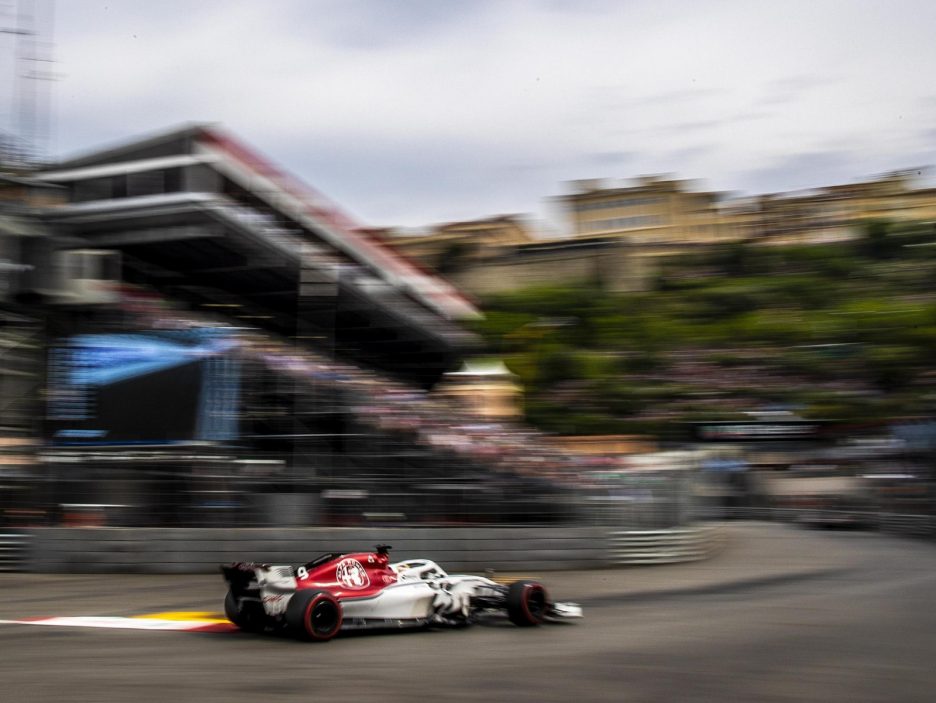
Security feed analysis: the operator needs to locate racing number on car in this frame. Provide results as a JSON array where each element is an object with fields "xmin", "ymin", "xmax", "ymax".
[{"xmin": 296, "ymin": 566, "xmax": 309, "ymax": 580}]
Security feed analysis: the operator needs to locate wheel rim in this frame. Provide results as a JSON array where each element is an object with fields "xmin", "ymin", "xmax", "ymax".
[
  {"xmin": 524, "ymin": 586, "xmax": 546, "ymax": 622},
  {"xmin": 307, "ymin": 596, "xmax": 340, "ymax": 638}
]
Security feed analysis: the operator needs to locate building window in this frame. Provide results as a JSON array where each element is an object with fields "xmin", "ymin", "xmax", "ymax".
[
  {"xmin": 127, "ymin": 170, "xmax": 166, "ymax": 197},
  {"xmin": 72, "ymin": 177, "xmax": 114, "ymax": 202},
  {"xmin": 583, "ymin": 215, "xmax": 662, "ymax": 232},
  {"xmin": 576, "ymin": 196, "xmax": 662, "ymax": 212}
]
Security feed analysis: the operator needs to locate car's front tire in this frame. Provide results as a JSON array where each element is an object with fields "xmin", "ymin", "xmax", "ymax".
[
  {"xmin": 506, "ymin": 580, "xmax": 548, "ymax": 626},
  {"xmin": 286, "ymin": 590, "xmax": 343, "ymax": 641}
]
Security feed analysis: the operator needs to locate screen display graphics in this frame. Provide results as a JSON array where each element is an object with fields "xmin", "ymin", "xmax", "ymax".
[{"xmin": 46, "ymin": 329, "xmax": 240, "ymax": 445}]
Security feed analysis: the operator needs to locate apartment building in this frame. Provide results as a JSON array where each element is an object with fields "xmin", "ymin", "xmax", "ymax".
[
  {"xmin": 561, "ymin": 175, "xmax": 730, "ymax": 247},
  {"xmin": 724, "ymin": 171, "xmax": 936, "ymax": 245},
  {"xmin": 561, "ymin": 171, "xmax": 936, "ymax": 249},
  {"xmin": 370, "ymin": 214, "xmax": 537, "ymax": 273}
]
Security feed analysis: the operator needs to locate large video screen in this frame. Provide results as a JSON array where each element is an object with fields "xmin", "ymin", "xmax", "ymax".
[{"xmin": 46, "ymin": 329, "xmax": 240, "ymax": 445}]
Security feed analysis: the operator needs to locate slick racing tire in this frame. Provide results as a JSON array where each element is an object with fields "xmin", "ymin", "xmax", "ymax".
[
  {"xmin": 286, "ymin": 590, "xmax": 343, "ymax": 642},
  {"xmin": 506, "ymin": 580, "xmax": 548, "ymax": 627},
  {"xmin": 224, "ymin": 590, "xmax": 266, "ymax": 633}
]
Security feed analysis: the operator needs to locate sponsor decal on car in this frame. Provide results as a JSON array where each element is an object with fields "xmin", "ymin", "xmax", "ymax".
[
  {"xmin": 335, "ymin": 558, "xmax": 370, "ymax": 589},
  {"xmin": 262, "ymin": 593, "xmax": 289, "ymax": 615}
]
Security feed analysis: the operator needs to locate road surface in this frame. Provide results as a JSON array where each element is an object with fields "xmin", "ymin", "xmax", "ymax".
[{"xmin": 1, "ymin": 523, "xmax": 934, "ymax": 702}]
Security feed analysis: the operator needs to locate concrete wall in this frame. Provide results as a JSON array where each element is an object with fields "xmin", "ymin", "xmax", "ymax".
[
  {"xmin": 450, "ymin": 239, "xmax": 652, "ymax": 296},
  {"xmin": 26, "ymin": 526, "xmax": 611, "ymax": 574}
]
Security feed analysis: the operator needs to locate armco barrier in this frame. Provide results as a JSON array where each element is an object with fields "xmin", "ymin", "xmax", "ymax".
[
  {"xmin": 877, "ymin": 513, "xmax": 935, "ymax": 537},
  {"xmin": 0, "ymin": 532, "xmax": 31, "ymax": 572},
  {"xmin": 25, "ymin": 527, "xmax": 609, "ymax": 574},
  {"xmin": 719, "ymin": 507, "xmax": 936, "ymax": 538},
  {"xmin": 608, "ymin": 525, "xmax": 725, "ymax": 566},
  {"xmin": 22, "ymin": 524, "xmax": 725, "ymax": 574}
]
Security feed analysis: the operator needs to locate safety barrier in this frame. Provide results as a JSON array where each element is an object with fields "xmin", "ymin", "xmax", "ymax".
[
  {"xmin": 24, "ymin": 526, "xmax": 611, "ymax": 574},
  {"xmin": 0, "ymin": 532, "xmax": 31, "ymax": 572},
  {"xmin": 608, "ymin": 525, "xmax": 725, "ymax": 566},
  {"xmin": 877, "ymin": 513, "xmax": 935, "ymax": 536},
  {"xmin": 21, "ymin": 524, "xmax": 728, "ymax": 574},
  {"xmin": 718, "ymin": 506, "xmax": 936, "ymax": 537}
]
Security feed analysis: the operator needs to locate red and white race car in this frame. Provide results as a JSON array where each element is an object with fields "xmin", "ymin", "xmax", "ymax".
[{"xmin": 221, "ymin": 545, "xmax": 582, "ymax": 641}]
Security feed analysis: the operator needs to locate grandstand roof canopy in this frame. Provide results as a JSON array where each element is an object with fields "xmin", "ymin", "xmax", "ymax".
[{"xmin": 38, "ymin": 124, "xmax": 480, "ymax": 385}]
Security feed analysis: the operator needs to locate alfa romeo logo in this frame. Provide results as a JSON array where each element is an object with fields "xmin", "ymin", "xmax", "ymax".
[{"xmin": 335, "ymin": 558, "xmax": 370, "ymax": 589}]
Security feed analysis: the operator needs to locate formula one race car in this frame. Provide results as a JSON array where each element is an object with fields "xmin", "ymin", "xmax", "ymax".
[{"xmin": 221, "ymin": 545, "xmax": 582, "ymax": 641}]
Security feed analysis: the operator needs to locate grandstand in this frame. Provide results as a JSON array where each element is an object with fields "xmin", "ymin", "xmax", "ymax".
[
  {"xmin": 36, "ymin": 123, "xmax": 478, "ymax": 385},
  {"xmin": 31, "ymin": 126, "xmax": 580, "ymax": 527}
]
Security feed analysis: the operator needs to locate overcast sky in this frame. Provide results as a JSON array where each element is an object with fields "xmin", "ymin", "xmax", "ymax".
[{"xmin": 3, "ymin": 0, "xmax": 936, "ymax": 232}]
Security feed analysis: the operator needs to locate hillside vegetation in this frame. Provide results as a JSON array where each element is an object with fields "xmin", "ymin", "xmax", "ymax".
[{"xmin": 471, "ymin": 222, "xmax": 936, "ymax": 436}]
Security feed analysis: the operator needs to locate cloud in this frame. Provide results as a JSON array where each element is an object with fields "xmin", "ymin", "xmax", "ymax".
[
  {"xmin": 30, "ymin": 0, "xmax": 936, "ymax": 229},
  {"xmin": 656, "ymin": 120, "xmax": 722, "ymax": 135},
  {"xmin": 585, "ymin": 151, "xmax": 641, "ymax": 167},
  {"xmin": 728, "ymin": 111, "xmax": 774, "ymax": 124},
  {"xmin": 757, "ymin": 74, "xmax": 840, "ymax": 107},
  {"xmin": 663, "ymin": 144, "xmax": 718, "ymax": 164},
  {"xmin": 738, "ymin": 151, "xmax": 858, "ymax": 194}
]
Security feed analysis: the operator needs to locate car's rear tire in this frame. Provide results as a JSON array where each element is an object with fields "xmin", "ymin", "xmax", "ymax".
[
  {"xmin": 224, "ymin": 590, "xmax": 266, "ymax": 632},
  {"xmin": 506, "ymin": 580, "xmax": 548, "ymax": 626},
  {"xmin": 286, "ymin": 590, "xmax": 343, "ymax": 641}
]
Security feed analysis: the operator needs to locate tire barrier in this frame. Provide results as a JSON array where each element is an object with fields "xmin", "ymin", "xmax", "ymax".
[
  {"xmin": 0, "ymin": 532, "xmax": 31, "ymax": 572},
  {"xmin": 607, "ymin": 525, "xmax": 725, "ymax": 566}
]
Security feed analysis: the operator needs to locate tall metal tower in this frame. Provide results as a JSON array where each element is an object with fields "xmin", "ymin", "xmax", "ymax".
[{"xmin": 1, "ymin": 0, "xmax": 54, "ymax": 169}]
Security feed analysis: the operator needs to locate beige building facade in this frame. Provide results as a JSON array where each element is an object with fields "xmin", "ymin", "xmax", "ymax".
[
  {"xmin": 369, "ymin": 169, "xmax": 936, "ymax": 301},
  {"xmin": 449, "ymin": 236, "xmax": 652, "ymax": 296},
  {"xmin": 561, "ymin": 175, "xmax": 731, "ymax": 247},
  {"xmin": 561, "ymin": 171, "xmax": 936, "ymax": 249},
  {"xmin": 375, "ymin": 215, "xmax": 652, "ymax": 297},
  {"xmin": 368, "ymin": 215, "xmax": 537, "ymax": 274},
  {"xmin": 722, "ymin": 171, "xmax": 936, "ymax": 246},
  {"xmin": 434, "ymin": 360, "xmax": 522, "ymax": 420}
]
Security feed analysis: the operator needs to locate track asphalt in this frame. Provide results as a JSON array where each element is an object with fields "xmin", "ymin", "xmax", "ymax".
[{"xmin": 1, "ymin": 522, "xmax": 934, "ymax": 702}]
